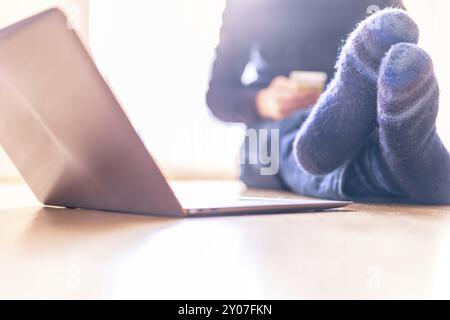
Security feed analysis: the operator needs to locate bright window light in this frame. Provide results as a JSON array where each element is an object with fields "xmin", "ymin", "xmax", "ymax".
[{"xmin": 89, "ymin": 0, "xmax": 245, "ymax": 180}]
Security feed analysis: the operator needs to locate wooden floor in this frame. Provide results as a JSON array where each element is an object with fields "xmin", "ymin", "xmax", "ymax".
[{"xmin": 1, "ymin": 180, "xmax": 450, "ymax": 299}]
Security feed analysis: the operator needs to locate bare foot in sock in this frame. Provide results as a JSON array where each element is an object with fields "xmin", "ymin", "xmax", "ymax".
[
  {"xmin": 378, "ymin": 43, "xmax": 450, "ymax": 204},
  {"xmin": 294, "ymin": 8, "xmax": 419, "ymax": 175}
]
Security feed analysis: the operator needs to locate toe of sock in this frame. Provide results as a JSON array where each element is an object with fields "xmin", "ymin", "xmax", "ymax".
[
  {"xmin": 339, "ymin": 9, "xmax": 419, "ymax": 81},
  {"xmin": 378, "ymin": 43, "xmax": 438, "ymax": 117},
  {"xmin": 372, "ymin": 9, "xmax": 419, "ymax": 45},
  {"xmin": 379, "ymin": 43, "xmax": 434, "ymax": 90}
]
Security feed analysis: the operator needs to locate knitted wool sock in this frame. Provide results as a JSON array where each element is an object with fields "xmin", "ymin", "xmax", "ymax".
[
  {"xmin": 294, "ymin": 8, "xmax": 419, "ymax": 175},
  {"xmin": 377, "ymin": 43, "xmax": 450, "ymax": 204}
]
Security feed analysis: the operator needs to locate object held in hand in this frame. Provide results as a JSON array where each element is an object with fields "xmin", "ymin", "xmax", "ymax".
[{"xmin": 290, "ymin": 71, "xmax": 328, "ymax": 94}]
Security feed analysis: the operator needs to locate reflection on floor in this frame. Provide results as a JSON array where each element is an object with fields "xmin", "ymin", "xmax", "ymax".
[{"xmin": 1, "ymin": 180, "xmax": 450, "ymax": 299}]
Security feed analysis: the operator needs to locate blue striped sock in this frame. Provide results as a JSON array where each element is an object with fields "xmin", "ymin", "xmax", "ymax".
[
  {"xmin": 294, "ymin": 9, "xmax": 419, "ymax": 175},
  {"xmin": 378, "ymin": 43, "xmax": 450, "ymax": 204}
]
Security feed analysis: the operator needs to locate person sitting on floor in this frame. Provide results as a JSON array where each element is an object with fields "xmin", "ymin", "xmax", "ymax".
[{"xmin": 208, "ymin": 5, "xmax": 450, "ymax": 204}]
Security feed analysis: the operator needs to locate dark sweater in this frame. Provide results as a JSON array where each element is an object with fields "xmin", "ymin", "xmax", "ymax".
[{"xmin": 206, "ymin": 0, "xmax": 404, "ymax": 125}]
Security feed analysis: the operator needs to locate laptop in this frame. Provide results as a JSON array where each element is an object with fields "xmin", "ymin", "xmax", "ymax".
[{"xmin": 0, "ymin": 9, "xmax": 351, "ymax": 217}]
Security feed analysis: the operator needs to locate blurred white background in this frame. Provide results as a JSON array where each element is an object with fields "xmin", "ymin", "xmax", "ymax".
[
  {"xmin": 89, "ymin": 0, "xmax": 243, "ymax": 180},
  {"xmin": 0, "ymin": 0, "xmax": 449, "ymax": 181}
]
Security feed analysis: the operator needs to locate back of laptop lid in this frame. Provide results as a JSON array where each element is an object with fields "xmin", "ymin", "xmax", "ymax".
[{"xmin": 0, "ymin": 9, "xmax": 184, "ymax": 216}]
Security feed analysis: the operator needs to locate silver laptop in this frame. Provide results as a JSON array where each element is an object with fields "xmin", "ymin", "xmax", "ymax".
[{"xmin": 0, "ymin": 9, "xmax": 350, "ymax": 217}]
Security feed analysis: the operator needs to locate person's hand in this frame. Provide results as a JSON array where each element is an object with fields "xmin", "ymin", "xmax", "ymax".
[{"xmin": 256, "ymin": 76, "xmax": 321, "ymax": 121}]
